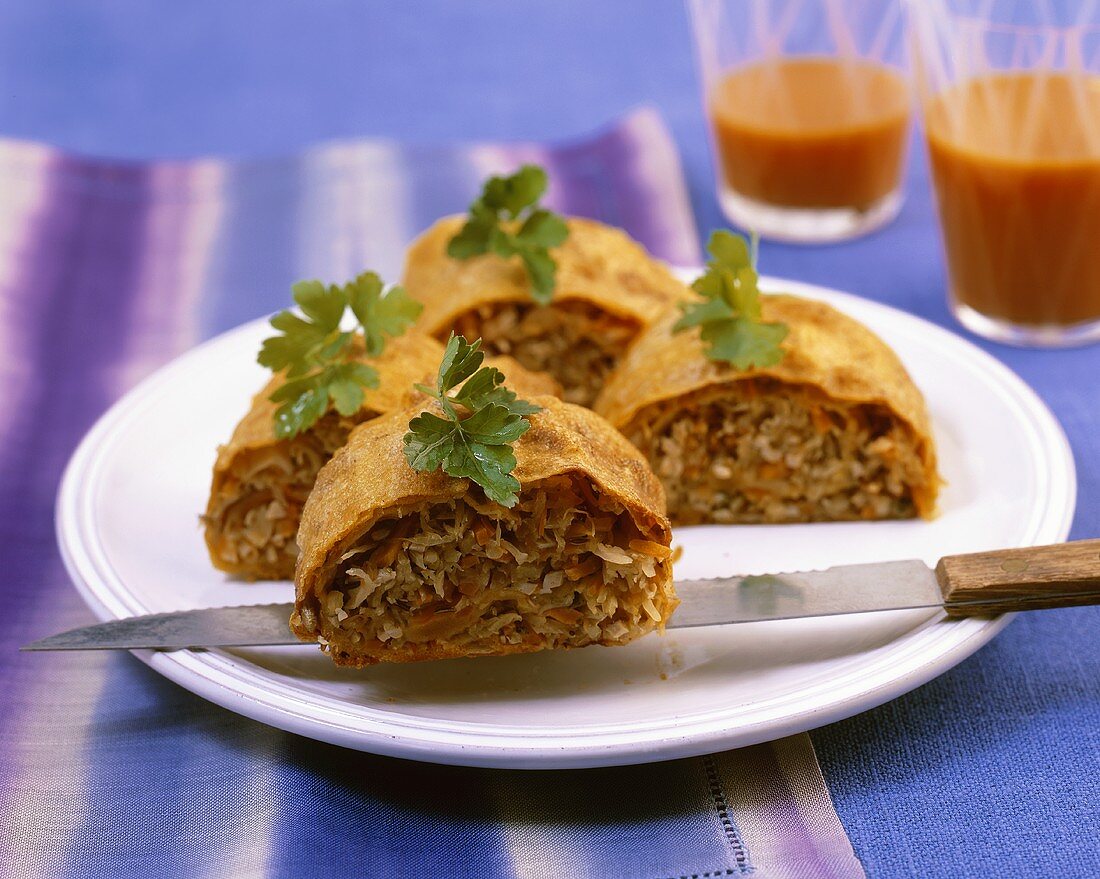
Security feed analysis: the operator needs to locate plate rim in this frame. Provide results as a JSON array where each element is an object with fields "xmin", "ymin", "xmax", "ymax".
[{"xmin": 55, "ymin": 275, "xmax": 1077, "ymax": 769}]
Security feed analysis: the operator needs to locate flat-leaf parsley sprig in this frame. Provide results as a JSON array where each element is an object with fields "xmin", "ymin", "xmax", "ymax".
[
  {"xmin": 446, "ymin": 165, "xmax": 569, "ymax": 305},
  {"xmin": 403, "ymin": 334, "xmax": 542, "ymax": 508},
  {"xmin": 673, "ymin": 230, "xmax": 788, "ymax": 370},
  {"xmin": 258, "ymin": 272, "xmax": 422, "ymax": 439}
]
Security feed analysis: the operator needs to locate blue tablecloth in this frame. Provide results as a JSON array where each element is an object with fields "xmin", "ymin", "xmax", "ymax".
[{"xmin": 0, "ymin": 3, "xmax": 1096, "ymax": 876}]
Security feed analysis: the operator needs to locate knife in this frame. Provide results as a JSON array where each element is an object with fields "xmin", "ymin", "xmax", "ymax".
[{"xmin": 23, "ymin": 539, "xmax": 1100, "ymax": 651}]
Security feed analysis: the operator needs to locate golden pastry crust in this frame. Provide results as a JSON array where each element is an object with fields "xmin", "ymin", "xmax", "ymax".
[
  {"xmin": 203, "ymin": 334, "xmax": 559, "ymax": 580},
  {"xmin": 402, "ymin": 216, "xmax": 688, "ymax": 406},
  {"xmin": 594, "ymin": 294, "xmax": 941, "ymax": 523},
  {"xmin": 292, "ymin": 396, "xmax": 676, "ymax": 667}
]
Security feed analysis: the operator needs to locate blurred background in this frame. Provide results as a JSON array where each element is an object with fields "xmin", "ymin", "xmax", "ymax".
[
  {"xmin": 0, "ymin": 3, "xmax": 694, "ymax": 153},
  {"xmin": 0, "ymin": 3, "xmax": 702, "ymax": 166}
]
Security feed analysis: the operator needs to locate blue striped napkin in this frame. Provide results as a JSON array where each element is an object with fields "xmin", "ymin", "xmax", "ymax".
[{"xmin": 0, "ymin": 107, "xmax": 863, "ymax": 879}]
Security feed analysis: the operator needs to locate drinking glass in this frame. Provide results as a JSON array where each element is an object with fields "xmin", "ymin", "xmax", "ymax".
[
  {"xmin": 687, "ymin": 0, "xmax": 911, "ymax": 243},
  {"xmin": 909, "ymin": 0, "xmax": 1100, "ymax": 346}
]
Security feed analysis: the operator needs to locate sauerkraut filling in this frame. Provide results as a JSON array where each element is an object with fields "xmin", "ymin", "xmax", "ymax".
[
  {"xmin": 450, "ymin": 301, "xmax": 638, "ymax": 407},
  {"xmin": 205, "ymin": 410, "xmax": 369, "ymax": 577},
  {"xmin": 313, "ymin": 475, "xmax": 672, "ymax": 660},
  {"xmin": 628, "ymin": 379, "xmax": 929, "ymax": 525}
]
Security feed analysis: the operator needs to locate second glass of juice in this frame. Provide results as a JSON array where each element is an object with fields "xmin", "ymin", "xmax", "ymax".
[
  {"xmin": 910, "ymin": 1, "xmax": 1100, "ymax": 347},
  {"xmin": 687, "ymin": 0, "xmax": 911, "ymax": 242}
]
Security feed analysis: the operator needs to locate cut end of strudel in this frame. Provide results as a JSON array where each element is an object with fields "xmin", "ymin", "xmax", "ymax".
[
  {"xmin": 595, "ymin": 295, "xmax": 941, "ymax": 526},
  {"xmin": 291, "ymin": 396, "xmax": 677, "ymax": 667},
  {"xmin": 402, "ymin": 216, "xmax": 688, "ymax": 407}
]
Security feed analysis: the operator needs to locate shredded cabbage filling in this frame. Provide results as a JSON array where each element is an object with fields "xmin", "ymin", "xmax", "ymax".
[
  {"xmin": 450, "ymin": 301, "xmax": 638, "ymax": 407},
  {"xmin": 627, "ymin": 379, "xmax": 927, "ymax": 525},
  {"xmin": 205, "ymin": 409, "xmax": 369, "ymax": 576},
  {"xmin": 317, "ymin": 474, "xmax": 671, "ymax": 659}
]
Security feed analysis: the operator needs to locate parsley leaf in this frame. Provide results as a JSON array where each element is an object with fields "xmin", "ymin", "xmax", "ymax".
[
  {"xmin": 673, "ymin": 230, "xmax": 788, "ymax": 370},
  {"xmin": 258, "ymin": 272, "xmax": 423, "ymax": 439},
  {"xmin": 345, "ymin": 271, "xmax": 423, "ymax": 356},
  {"xmin": 446, "ymin": 165, "xmax": 569, "ymax": 305},
  {"xmin": 404, "ymin": 333, "xmax": 542, "ymax": 507},
  {"xmin": 451, "ymin": 366, "xmax": 542, "ymax": 415}
]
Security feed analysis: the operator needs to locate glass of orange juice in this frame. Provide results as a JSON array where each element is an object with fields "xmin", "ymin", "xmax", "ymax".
[
  {"xmin": 687, "ymin": 0, "xmax": 912, "ymax": 243},
  {"xmin": 909, "ymin": 1, "xmax": 1100, "ymax": 346}
]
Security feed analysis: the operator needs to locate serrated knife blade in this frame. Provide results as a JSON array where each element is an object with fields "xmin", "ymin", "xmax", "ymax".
[{"xmin": 22, "ymin": 558, "xmax": 946, "ymax": 652}]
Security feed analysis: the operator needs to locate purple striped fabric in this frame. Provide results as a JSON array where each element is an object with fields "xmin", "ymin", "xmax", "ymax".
[{"xmin": 0, "ymin": 108, "xmax": 863, "ymax": 879}]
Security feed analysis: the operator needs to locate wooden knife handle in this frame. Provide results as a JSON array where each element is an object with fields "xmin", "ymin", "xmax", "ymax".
[{"xmin": 936, "ymin": 539, "xmax": 1100, "ymax": 617}]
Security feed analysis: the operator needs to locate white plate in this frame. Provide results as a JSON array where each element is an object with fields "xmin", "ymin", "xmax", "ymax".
[{"xmin": 56, "ymin": 276, "xmax": 1075, "ymax": 769}]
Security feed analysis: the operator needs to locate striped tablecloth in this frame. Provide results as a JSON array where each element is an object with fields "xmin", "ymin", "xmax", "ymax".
[{"xmin": 0, "ymin": 108, "xmax": 863, "ymax": 879}]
